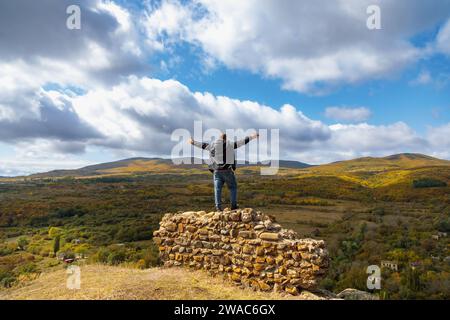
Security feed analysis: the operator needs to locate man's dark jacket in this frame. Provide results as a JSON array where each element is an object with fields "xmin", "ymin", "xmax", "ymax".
[{"xmin": 191, "ymin": 136, "xmax": 252, "ymax": 172}]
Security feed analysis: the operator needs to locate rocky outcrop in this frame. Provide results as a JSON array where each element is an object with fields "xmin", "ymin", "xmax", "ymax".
[
  {"xmin": 153, "ymin": 208, "xmax": 329, "ymax": 295},
  {"xmin": 337, "ymin": 288, "xmax": 379, "ymax": 300}
]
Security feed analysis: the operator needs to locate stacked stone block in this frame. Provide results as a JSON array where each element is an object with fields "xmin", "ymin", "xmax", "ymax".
[{"xmin": 153, "ymin": 208, "xmax": 329, "ymax": 295}]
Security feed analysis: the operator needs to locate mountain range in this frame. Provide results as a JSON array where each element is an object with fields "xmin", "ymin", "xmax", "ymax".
[{"xmin": 2, "ymin": 154, "xmax": 450, "ymax": 190}]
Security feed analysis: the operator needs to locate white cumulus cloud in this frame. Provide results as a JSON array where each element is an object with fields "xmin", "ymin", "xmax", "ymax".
[
  {"xmin": 325, "ymin": 107, "xmax": 372, "ymax": 122},
  {"xmin": 144, "ymin": 0, "xmax": 450, "ymax": 94}
]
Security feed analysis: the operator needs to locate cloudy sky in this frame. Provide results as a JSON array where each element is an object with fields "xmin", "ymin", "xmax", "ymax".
[{"xmin": 0, "ymin": 0, "xmax": 450, "ymax": 176}]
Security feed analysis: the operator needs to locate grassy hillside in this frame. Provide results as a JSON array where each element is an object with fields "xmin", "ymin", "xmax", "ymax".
[
  {"xmin": 3, "ymin": 153, "xmax": 448, "ymax": 193},
  {"xmin": 0, "ymin": 265, "xmax": 324, "ymax": 300},
  {"xmin": 316, "ymin": 153, "xmax": 449, "ymax": 172},
  {"xmin": 297, "ymin": 153, "xmax": 450, "ymax": 188},
  {"xmin": 4, "ymin": 153, "xmax": 448, "ymax": 191},
  {"xmin": 13, "ymin": 158, "xmax": 310, "ymax": 180}
]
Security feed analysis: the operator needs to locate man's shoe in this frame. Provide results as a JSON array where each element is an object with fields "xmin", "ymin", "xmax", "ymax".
[
  {"xmin": 216, "ymin": 206, "xmax": 223, "ymax": 211},
  {"xmin": 231, "ymin": 205, "xmax": 239, "ymax": 210}
]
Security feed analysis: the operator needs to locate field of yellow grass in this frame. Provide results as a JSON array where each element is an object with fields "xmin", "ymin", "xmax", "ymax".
[
  {"xmin": 0, "ymin": 265, "xmax": 325, "ymax": 300},
  {"xmin": 295, "ymin": 154, "xmax": 450, "ymax": 188}
]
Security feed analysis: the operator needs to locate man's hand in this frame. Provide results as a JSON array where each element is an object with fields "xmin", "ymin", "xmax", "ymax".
[
  {"xmin": 188, "ymin": 137, "xmax": 194, "ymax": 145},
  {"xmin": 250, "ymin": 132, "xmax": 259, "ymax": 140}
]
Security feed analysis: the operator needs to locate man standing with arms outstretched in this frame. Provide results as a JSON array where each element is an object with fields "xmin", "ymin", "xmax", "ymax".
[{"xmin": 189, "ymin": 132, "xmax": 259, "ymax": 211}]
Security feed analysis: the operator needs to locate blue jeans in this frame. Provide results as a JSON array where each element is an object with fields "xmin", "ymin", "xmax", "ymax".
[{"xmin": 213, "ymin": 170, "xmax": 237, "ymax": 209}]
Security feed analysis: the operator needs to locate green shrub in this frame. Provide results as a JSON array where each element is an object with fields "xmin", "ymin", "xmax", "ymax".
[
  {"xmin": 107, "ymin": 251, "xmax": 126, "ymax": 265},
  {"xmin": 53, "ymin": 235, "xmax": 60, "ymax": 254},
  {"xmin": 0, "ymin": 275, "xmax": 16, "ymax": 288},
  {"xmin": 413, "ymin": 179, "xmax": 447, "ymax": 188},
  {"xmin": 17, "ymin": 262, "xmax": 39, "ymax": 275},
  {"xmin": 92, "ymin": 248, "xmax": 110, "ymax": 264},
  {"xmin": 320, "ymin": 277, "xmax": 336, "ymax": 291},
  {"xmin": 17, "ymin": 237, "xmax": 29, "ymax": 250},
  {"xmin": 143, "ymin": 243, "xmax": 161, "ymax": 268},
  {"xmin": 0, "ymin": 246, "xmax": 14, "ymax": 256},
  {"xmin": 436, "ymin": 218, "xmax": 450, "ymax": 232}
]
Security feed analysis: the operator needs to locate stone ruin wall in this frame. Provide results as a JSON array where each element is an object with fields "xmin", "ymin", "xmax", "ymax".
[{"xmin": 153, "ymin": 208, "xmax": 329, "ymax": 295}]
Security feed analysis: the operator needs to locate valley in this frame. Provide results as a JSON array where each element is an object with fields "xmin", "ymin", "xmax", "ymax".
[{"xmin": 0, "ymin": 153, "xmax": 449, "ymax": 299}]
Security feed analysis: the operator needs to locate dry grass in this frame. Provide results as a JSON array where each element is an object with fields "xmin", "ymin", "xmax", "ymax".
[
  {"xmin": 264, "ymin": 202, "xmax": 357, "ymax": 236},
  {"xmin": 293, "ymin": 154, "xmax": 450, "ymax": 188},
  {"xmin": 0, "ymin": 265, "xmax": 325, "ymax": 300}
]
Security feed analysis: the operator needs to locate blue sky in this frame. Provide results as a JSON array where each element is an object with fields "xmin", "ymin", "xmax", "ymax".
[{"xmin": 0, "ymin": 0, "xmax": 449, "ymax": 175}]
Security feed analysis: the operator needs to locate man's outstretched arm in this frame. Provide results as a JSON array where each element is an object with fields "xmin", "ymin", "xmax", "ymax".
[
  {"xmin": 189, "ymin": 138, "xmax": 210, "ymax": 150},
  {"xmin": 234, "ymin": 133, "xmax": 259, "ymax": 149}
]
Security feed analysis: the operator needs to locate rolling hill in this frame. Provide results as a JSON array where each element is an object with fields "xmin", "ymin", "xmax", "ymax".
[
  {"xmin": 19, "ymin": 157, "xmax": 311, "ymax": 179},
  {"xmin": 2, "ymin": 153, "xmax": 449, "ymax": 193},
  {"xmin": 311, "ymin": 153, "xmax": 449, "ymax": 173},
  {"xmin": 297, "ymin": 153, "xmax": 450, "ymax": 188}
]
